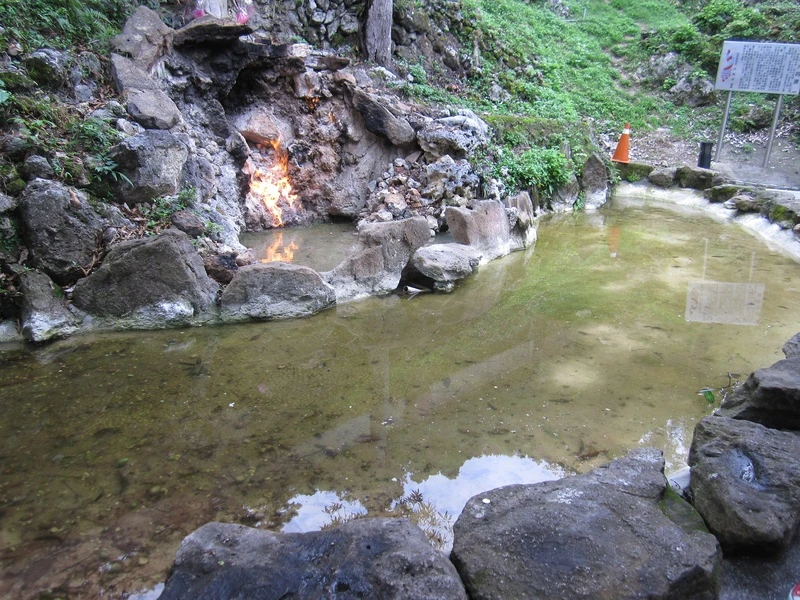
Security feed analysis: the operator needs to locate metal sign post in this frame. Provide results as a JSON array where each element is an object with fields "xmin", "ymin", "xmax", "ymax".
[{"xmin": 713, "ymin": 41, "xmax": 800, "ymax": 166}]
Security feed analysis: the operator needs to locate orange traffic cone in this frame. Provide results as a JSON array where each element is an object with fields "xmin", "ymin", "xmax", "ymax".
[{"xmin": 612, "ymin": 123, "xmax": 630, "ymax": 164}]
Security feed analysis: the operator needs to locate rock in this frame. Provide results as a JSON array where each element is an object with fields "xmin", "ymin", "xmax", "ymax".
[
  {"xmin": 424, "ymin": 156, "xmax": 480, "ymax": 203},
  {"xmin": 504, "ymin": 191, "xmax": 537, "ymax": 249},
  {"xmin": 0, "ymin": 320, "xmax": 22, "ymax": 343},
  {"xmin": 126, "ymin": 89, "xmax": 183, "ymax": 130},
  {"xmin": 445, "ymin": 201, "xmax": 511, "ymax": 262},
  {"xmin": 18, "ymin": 179, "xmax": 106, "ymax": 284},
  {"xmin": 783, "ymin": 333, "xmax": 800, "ymax": 359},
  {"xmin": 170, "ymin": 211, "xmax": 206, "ymax": 238},
  {"xmin": 110, "ymin": 54, "xmax": 160, "ymax": 94},
  {"xmin": 704, "ymin": 184, "xmax": 754, "ymax": 204},
  {"xmin": 72, "ymin": 230, "xmax": 218, "ymax": 327},
  {"xmin": 578, "ymin": 154, "xmax": 609, "ymax": 209},
  {"xmin": 409, "ymin": 243, "xmax": 482, "ymax": 292},
  {"xmin": 676, "ymin": 166, "xmax": 723, "ymax": 190},
  {"xmin": 19, "ymin": 271, "xmax": 79, "ymax": 343},
  {"xmin": 551, "ymin": 172, "xmax": 580, "ymax": 211},
  {"xmin": 159, "ymin": 519, "xmax": 467, "ymax": 600},
  {"xmin": 109, "ymin": 131, "xmax": 189, "ymax": 203},
  {"xmin": 220, "ymin": 262, "xmax": 335, "ymax": 321},
  {"xmin": 719, "ymin": 534, "xmax": 800, "ymax": 599},
  {"xmin": 724, "ymin": 193, "xmax": 761, "ymax": 212},
  {"xmin": 417, "ymin": 111, "xmax": 489, "ymax": 159},
  {"xmin": 451, "ymin": 448, "xmax": 720, "ymax": 600},
  {"xmin": 688, "ymin": 416, "xmax": 800, "ymax": 553},
  {"xmin": 352, "ymin": 89, "xmax": 415, "ymax": 146},
  {"xmin": 0, "ymin": 192, "xmax": 18, "ymax": 213},
  {"xmin": 648, "ymin": 167, "xmax": 678, "ymax": 188},
  {"xmin": 669, "ymin": 75, "xmax": 715, "ymax": 107},
  {"xmin": 0, "ymin": 214, "xmax": 19, "ymax": 263},
  {"xmin": 22, "ymin": 49, "xmax": 70, "ymax": 90},
  {"xmin": 323, "ymin": 217, "xmax": 430, "ymax": 302},
  {"xmin": 21, "ymin": 155, "xmax": 54, "ymax": 180},
  {"xmin": 173, "ymin": 16, "xmax": 253, "ymax": 47},
  {"xmin": 716, "ymin": 357, "xmax": 800, "ymax": 430},
  {"xmin": 111, "ymin": 6, "xmax": 174, "ymax": 72},
  {"xmin": 202, "ymin": 251, "xmax": 238, "ymax": 284}
]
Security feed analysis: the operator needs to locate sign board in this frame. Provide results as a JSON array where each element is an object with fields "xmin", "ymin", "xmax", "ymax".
[
  {"xmin": 685, "ymin": 282, "xmax": 764, "ymax": 326},
  {"xmin": 715, "ymin": 41, "xmax": 800, "ymax": 95}
]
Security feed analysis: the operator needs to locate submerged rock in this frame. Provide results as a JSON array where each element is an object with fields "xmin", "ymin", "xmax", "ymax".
[
  {"xmin": 159, "ymin": 519, "xmax": 467, "ymax": 600},
  {"xmin": 689, "ymin": 416, "xmax": 800, "ymax": 554},
  {"xmin": 408, "ymin": 243, "xmax": 482, "ymax": 292},
  {"xmin": 451, "ymin": 448, "xmax": 720, "ymax": 600},
  {"xmin": 220, "ymin": 262, "xmax": 335, "ymax": 321}
]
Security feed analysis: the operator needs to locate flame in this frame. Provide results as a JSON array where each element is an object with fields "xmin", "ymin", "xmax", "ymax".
[
  {"xmin": 260, "ymin": 232, "xmax": 299, "ymax": 263},
  {"xmin": 244, "ymin": 139, "xmax": 300, "ymax": 228}
]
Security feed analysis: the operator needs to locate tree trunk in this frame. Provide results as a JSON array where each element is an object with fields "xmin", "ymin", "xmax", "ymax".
[{"xmin": 365, "ymin": 0, "xmax": 393, "ymax": 66}]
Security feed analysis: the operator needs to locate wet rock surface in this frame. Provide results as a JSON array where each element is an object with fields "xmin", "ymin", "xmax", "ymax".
[
  {"xmin": 450, "ymin": 448, "xmax": 721, "ymax": 600},
  {"xmin": 716, "ymin": 357, "xmax": 800, "ymax": 430},
  {"xmin": 159, "ymin": 519, "xmax": 468, "ymax": 600},
  {"xmin": 19, "ymin": 270, "xmax": 78, "ymax": 343},
  {"xmin": 688, "ymin": 416, "xmax": 800, "ymax": 553},
  {"xmin": 445, "ymin": 201, "xmax": 511, "ymax": 262},
  {"xmin": 578, "ymin": 153, "xmax": 610, "ymax": 209},
  {"xmin": 408, "ymin": 243, "xmax": 482, "ymax": 291}
]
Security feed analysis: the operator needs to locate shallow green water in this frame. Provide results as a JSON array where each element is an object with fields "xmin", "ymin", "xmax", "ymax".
[{"xmin": 1, "ymin": 201, "xmax": 799, "ymax": 599}]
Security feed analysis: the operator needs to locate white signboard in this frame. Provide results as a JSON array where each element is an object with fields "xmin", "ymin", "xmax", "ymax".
[
  {"xmin": 685, "ymin": 282, "xmax": 765, "ymax": 326},
  {"xmin": 715, "ymin": 41, "xmax": 800, "ymax": 95}
]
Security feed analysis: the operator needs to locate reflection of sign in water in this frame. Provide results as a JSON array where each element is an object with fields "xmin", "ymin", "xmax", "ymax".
[
  {"xmin": 714, "ymin": 41, "xmax": 800, "ymax": 94},
  {"xmin": 685, "ymin": 282, "xmax": 765, "ymax": 325}
]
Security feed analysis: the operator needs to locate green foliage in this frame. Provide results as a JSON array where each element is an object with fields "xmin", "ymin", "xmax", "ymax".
[
  {"xmin": 142, "ymin": 188, "xmax": 196, "ymax": 230},
  {"xmin": 0, "ymin": 0, "xmax": 135, "ymax": 53},
  {"xmin": 492, "ymin": 146, "xmax": 570, "ymax": 196}
]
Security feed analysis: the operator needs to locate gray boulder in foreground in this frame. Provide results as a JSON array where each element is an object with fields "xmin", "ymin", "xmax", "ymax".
[
  {"xmin": 451, "ymin": 448, "xmax": 720, "ymax": 600},
  {"xmin": 72, "ymin": 229, "xmax": 218, "ymax": 328},
  {"xmin": 159, "ymin": 519, "xmax": 467, "ymax": 600},
  {"xmin": 688, "ymin": 416, "xmax": 800, "ymax": 554},
  {"xmin": 409, "ymin": 243, "xmax": 482, "ymax": 292},
  {"xmin": 220, "ymin": 262, "xmax": 335, "ymax": 321},
  {"xmin": 716, "ymin": 357, "xmax": 800, "ymax": 430}
]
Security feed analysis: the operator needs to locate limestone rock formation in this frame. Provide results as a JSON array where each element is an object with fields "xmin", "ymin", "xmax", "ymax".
[
  {"xmin": 689, "ymin": 416, "xmax": 800, "ymax": 553},
  {"xmin": 159, "ymin": 519, "xmax": 468, "ymax": 600},
  {"xmin": 110, "ymin": 6, "xmax": 174, "ymax": 71},
  {"xmin": 18, "ymin": 179, "xmax": 108, "ymax": 284},
  {"xmin": 19, "ymin": 270, "xmax": 78, "ymax": 343},
  {"xmin": 445, "ymin": 201, "xmax": 511, "ymax": 262},
  {"xmin": 109, "ymin": 130, "xmax": 189, "ymax": 203},
  {"xmin": 220, "ymin": 262, "xmax": 336, "ymax": 321},
  {"xmin": 417, "ymin": 110, "xmax": 489, "ymax": 159},
  {"xmin": 408, "ymin": 243, "xmax": 482, "ymax": 292},
  {"xmin": 72, "ymin": 230, "xmax": 218, "ymax": 328},
  {"xmin": 451, "ymin": 448, "xmax": 721, "ymax": 600},
  {"xmin": 323, "ymin": 217, "xmax": 430, "ymax": 302},
  {"xmin": 716, "ymin": 357, "xmax": 800, "ymax": 430}
]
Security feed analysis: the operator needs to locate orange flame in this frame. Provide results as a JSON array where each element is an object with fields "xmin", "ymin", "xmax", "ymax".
[
  {"xmin": 244, "ymin": 139, "xmax": 300, "ymax": 228},
  {"xmin": 260, "ymin": 232, "xmax": 299, "ymax": 263}
]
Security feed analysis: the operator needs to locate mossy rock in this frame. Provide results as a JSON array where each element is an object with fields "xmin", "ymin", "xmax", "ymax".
[
  {"xmin": 704, "ymin": 184, "xmax": 755, "ymax": 203},
  {"xmin": 616, "ymin": 162, "xmax": 654, "ymax": 183},
  {"xmin": 0, "ymin": 69, "xmax": 36, "ymax": 92}
]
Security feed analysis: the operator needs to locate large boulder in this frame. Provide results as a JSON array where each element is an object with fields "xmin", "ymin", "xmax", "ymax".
[
  {"xmin": 676, "ymin": 166, "xmax": 723, "ymax": 191},
  {"xmin": 451, "ymin": 448, "xmax": 720, "ymax": 600},
  {"xmin": 579, "ymin": 154, "xmax": 609, "ymax": 209},
  {"xmin": 18, "ymin": 179, "xmax": 106, "ymax": 284},
  {"xmin": 716, "ymin": 357, "xmax": 800, "ymax": 430},
  {"xmin": 669, "ymin": 75, "xmax": 715, "ymax": 108},
  {"xmin": 19, "ymin": 271, "xmax": 78, "ymax": 343},
  {"xmin": 159, "ymin": 519, "xmax": 467, "ymax": 600},
  {"xmin": 323, "ymin": 217, "xmax": 430, "ymax": 302},
  {"xmin": 22, "ymin": 49, "xmax": 70, "ymax": 90},
  {"xmin": 648, "ymin": 167, "xmax": 678, "ymax": 188},
  {"xmin": 126, "ymin": 88, "xmax": 182, "ymax": 130},
  {"xmin": 109, "ymin": 131, "xmax": 189, "ymax": 203},
  {"xmin": 110, "ymin": 6, "xmax": 174, "ymax": 72},
  {"xmin": 417, "ymin": 110, "xmax": 489, "ymax": 159},
  {"xmin": 445, "ymin": 201, "xmax": 511, "ymax": 262},
  {"xmin": 220, "ymin": 262, "xmax": 336, "ymax": 321},
  {"xmin": 72, "ymin": 230, "xmax": 218, "ymax": 328},
  {"xmin": 408, "ymin": 243, "xmax": 482, "ymax": 292},
  {"xmin": 351, "ymin": 89, "xmax": 415, "ymax": 147},
  {"xmin": 688, "ymin": 416, "xmax": 800, "ymax": 553}
]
